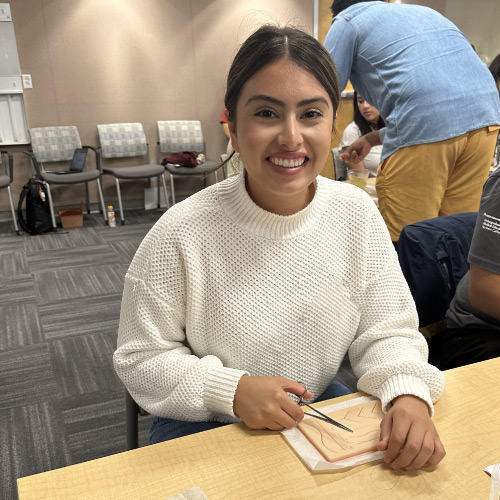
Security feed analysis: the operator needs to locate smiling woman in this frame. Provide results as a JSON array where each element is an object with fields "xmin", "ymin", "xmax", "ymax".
[{"xmin": 114, "ymin": 24, "xmax": 446, "ymax": 472}]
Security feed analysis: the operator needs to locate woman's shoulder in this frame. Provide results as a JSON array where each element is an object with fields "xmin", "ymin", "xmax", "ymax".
[{"xmin": 340, "ymin": 121, "xmax": 362, "ymax": 147}]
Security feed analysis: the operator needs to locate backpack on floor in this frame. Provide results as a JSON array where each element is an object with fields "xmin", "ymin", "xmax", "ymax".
[{"xmin": 17, "ymin": 179, "xmax": 53, "ymax": 235}]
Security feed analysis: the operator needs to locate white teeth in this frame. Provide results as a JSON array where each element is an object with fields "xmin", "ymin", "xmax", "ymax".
[{"xmin": 269, "ymin": 157, "xmax": 306, "ymax": 168}]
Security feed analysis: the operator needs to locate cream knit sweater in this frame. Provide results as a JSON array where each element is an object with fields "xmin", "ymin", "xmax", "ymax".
[{"xmin": 114, "ymin": 173, "xmax": 444, "ymax": 423}]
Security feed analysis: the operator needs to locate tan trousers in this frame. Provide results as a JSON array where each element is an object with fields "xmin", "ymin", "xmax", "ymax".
[{"xmin": 376, "ymin": 126, "xmax": 500, "ymax": 241}]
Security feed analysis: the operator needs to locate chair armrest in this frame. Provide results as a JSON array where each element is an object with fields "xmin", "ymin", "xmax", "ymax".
[{"xmin": 82, "ymin": 145, "xmax": 101, "ymax": 172}]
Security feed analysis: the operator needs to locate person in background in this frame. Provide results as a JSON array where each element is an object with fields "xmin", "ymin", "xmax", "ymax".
[
  {"xmin": 325, "ymin": 0, "xmax": 500, "ymax": 242},
  {"xmin": 427, "ymin": 168, "xmax": 500, "ymax": 370},
  {"xmin": 114, "ymin": 24, "xmax": 445, "ymax": 471},
  {"xmin": 340, "ymin": 91, "xmax": 384, "ymax": 177}
]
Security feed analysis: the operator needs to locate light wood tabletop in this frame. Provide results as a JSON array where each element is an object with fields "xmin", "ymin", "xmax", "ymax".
[{"xmin": 17, "ymin": 358, "xmax": 500, "ymax": 500}]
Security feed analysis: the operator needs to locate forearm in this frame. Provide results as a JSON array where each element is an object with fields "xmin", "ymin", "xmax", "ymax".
[{"xmin": 468, "ymin": 265, "xmax": 500, "ymax": 320}]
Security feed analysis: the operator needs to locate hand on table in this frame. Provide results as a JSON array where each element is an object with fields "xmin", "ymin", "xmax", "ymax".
[
  {"xmin": 378, "ymin": 395, "xmax": 446, "ymax": 470},
  {"xmin": 233, "ymin": 375, "xmax": 313, "ymax": 431}
]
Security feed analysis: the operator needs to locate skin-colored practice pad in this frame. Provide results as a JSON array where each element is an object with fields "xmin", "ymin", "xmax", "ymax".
[{"xmin": 297, "ymin": 400, "xmax": 383, "ymax": 462}]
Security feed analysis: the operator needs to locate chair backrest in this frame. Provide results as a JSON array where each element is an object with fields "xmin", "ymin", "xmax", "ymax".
[
  {"xmin": 158, "ymin": 120, "xmax": 206, "ymax": 154},
  {"xmin": 97, "ymin": 123, "xmax": 148, "ymax": 159},
  {"xmin": 396, "ymin": 212, "xmax": 478, "ymax": 328},
  {"xmin": 331, "ymin": 147, "xmax": 348, "ymax": 180},
  {"xmin": 29, "ymin": 126, "xmax": 82, "ymax": 162}
]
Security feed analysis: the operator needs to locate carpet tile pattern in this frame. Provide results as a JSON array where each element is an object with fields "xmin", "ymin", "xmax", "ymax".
[{"xmin": 0, "ymin": 205, "xmax": 358, "ymax": 500}]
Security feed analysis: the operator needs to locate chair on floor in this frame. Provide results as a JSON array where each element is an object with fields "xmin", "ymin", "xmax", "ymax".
[
  {"xmin": 126, "ymin": 389, "xmax": 149, "ymax": 450},
  {"xmin": 26, "ymin": 126, "xmax": 108, "ymax": 229},
  {"xmin": 0, "ymin": 150, "xmax": 20, "ymax": 234},
  {"xmin": 97, "ymin": 122, "xmax": 169, "ymax": 225},
  {"xmin": 331, "ymin": 147, "xmax": 348, "ymax": 181},
  {"xmin": 396, "ymin": 212, "xmax": 478, "ymax": 337},
  {"xmin": 157, "ymin": 120, "xmax": 222, "ymax": 205}
]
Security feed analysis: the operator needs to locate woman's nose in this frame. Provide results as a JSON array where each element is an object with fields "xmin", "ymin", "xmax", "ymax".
[{"xmin": 278, "ymin": 117, "xmax": 303, "ymax": 149}]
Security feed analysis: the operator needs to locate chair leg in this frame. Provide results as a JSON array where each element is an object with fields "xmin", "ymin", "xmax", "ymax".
[
  {"xmin": 7, "ymin": 185, "xmax": 20, "ymax": 235},
  {"xmin": 125, "ymin": 390, "xmax": 139, "ymax": 451},
  {"xmin": 114, "ymin": 178, "xmax": 125, "ymax": 225},
  {"xmin": 169, "ymin": 174, "xmax": 176, "ymax": 205},
  {"xmin": 96, "ymin": 178, "xmax": 108, "ymax": 223},
  {"xmin": 85, "ymin": 183, "xmax": 91, "ymax": 214},
  {"xmin": 161, "ymin": 174, "xmax": 170, "ymax": 210},
  {"xmin": 44, "ymin": 183, "xmax": 58, "ymax": 229},
  {"xmin": 214, "ymin": 171, "xmax": 219, "ymax": 183}
]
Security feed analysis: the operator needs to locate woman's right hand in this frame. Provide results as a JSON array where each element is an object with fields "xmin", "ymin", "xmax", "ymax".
[{"xmin": 233, "ymin": 375, "xmax": 313, "ymax": 430}]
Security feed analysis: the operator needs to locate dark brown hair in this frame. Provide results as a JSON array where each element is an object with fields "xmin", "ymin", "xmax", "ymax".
[{"xmin": 225, "ymin": 25, "xmax": 340, "ymax": 124}]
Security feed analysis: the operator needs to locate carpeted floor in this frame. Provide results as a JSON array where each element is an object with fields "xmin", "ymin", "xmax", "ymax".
[{"xmin": 0, "ymin": 205, "xmax": 358, "ymax": 500}]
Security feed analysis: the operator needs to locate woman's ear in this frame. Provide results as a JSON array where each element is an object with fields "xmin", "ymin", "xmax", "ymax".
[{"xmin": 228, "ymin": 118, "xmax": 239, "ymax": 152}]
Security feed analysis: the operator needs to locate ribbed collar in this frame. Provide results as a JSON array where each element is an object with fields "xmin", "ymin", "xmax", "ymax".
[{"xmin": 217, "ymin": 172, "xmax": 331, "ymax": 240}]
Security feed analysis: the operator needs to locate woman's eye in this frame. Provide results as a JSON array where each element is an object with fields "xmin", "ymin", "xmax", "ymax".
[
  {"xmin": 303, "ymin": 109, "xmax": 323, "ymax": 119},
  {"xmin": 256, "ymin": 109, "xmax": 276, "ymax": 118}
]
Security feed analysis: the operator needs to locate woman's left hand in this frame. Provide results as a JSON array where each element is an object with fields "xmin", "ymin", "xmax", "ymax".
[{"xmin": 377, "ymin": 395, "xmax": 446, "ymax": 470}]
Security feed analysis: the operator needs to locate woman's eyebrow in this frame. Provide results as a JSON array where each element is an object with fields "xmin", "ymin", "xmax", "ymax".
[{"xmin": 245, "ymin": 95, "xmax": 330, "ymax": 108}]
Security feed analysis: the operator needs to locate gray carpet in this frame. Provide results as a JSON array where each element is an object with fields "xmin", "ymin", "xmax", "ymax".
[{"xmin": 0, "ymin": 206, "xmax": 358, "ymax": 500}]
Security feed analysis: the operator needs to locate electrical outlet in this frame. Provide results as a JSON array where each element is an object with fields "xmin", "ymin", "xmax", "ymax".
[{"xmin": 22, "ymin": 74, "xmax": 33, "ymax": 89}]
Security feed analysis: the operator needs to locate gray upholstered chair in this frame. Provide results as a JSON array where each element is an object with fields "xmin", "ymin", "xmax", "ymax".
[
  {"xmin": 157, "ymin": 120, "xmax": 222, "ymax": 205},
  {"xmin": 0, "ymin": 150, "xmax": 19, "ymax": 234},
  {"xmin": 26, "ymin": 126, "xmax": 107, "ymax": 229},
  {"xmin": 331, "ymin": 147, "xmax": 349, "ymax": 181},
  {"xmin": 97, "ymin": 122, "xmax": 169, "ymax": 224}
]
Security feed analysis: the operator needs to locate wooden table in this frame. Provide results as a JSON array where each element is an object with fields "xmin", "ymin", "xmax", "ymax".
[{"xmin": 17, "ymin": 358, "xmax": 500, "ymax": 500}]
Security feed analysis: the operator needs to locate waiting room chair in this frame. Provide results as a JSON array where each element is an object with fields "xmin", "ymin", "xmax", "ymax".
[
  {"xmin": 157, "ymin": 120, "xmax": 221, "ymax": 205},
  {"xmin": 0, "ymin": 150, "xmax": 20, "ymax": 234},
  {"xmin": 396, "ymin": 212, "xmax": 478, "ymax": 336},
  {"xmin": 26, "ymin": 126, "xmax": 107, "ymax": 229},
  {"xmin": 97, "ymin": 122, "xmax": 169, "ymax": 224},
  {"xmin": 331, "ymin": 147, "xmax": 348, "ymax": 180}
]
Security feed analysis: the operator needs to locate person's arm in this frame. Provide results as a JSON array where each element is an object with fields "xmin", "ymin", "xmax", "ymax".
[
  {"xmin": 323, "ymin": 17, "xmax": 357, "ymax": 92},
  {"xmin": 347, "ymin": 204, "xmax": 445, "ymax": 470},
  {"xmin": 339, "ymin": 130, "xmax": 381, "ymax": 163},
  {"xmin": 113, "ymin": 218, "xmax": 248, "ymax": 422},
  {"xmin": 468, "ymin": 265, "xmax": 500, "ymax": 321}
]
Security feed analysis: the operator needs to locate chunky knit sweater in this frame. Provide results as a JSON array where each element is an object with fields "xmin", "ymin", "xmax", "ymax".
[{"xmin": 114, "ymin": 173, "xmax": 444, "ymax": 423}]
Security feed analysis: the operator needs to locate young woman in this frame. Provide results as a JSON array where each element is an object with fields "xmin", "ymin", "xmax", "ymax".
[
  {"xmin": 114, "ymin": 25, "xmax": 445, "ymax": 471},
  {"xmin": 340, "ymin": 92, "xmax": 384, "ymax": 176}
]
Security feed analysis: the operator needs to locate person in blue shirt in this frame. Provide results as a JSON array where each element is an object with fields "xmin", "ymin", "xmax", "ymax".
[{"xmin": 325, "ymin": 0, "xmax": 500, "ymax": 242}]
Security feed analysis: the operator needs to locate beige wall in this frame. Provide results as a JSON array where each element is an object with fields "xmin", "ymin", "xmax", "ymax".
[{"xmin": 2, "ymin": 0, "xmax": 313, "ymax": 212}]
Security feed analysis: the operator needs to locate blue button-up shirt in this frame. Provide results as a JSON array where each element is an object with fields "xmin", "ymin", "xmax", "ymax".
[{"xmin": 324, "ymin": 2, "xmax": 500, "ymax": 161}]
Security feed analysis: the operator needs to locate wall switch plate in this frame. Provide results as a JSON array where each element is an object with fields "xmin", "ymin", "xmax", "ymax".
[{"xmin": 22, "ymin": 74, "xmax": 32, "ymax": 89}]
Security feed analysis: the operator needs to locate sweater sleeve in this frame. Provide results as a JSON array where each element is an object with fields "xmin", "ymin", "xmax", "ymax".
[
  {"xmin": 348, "ymin": 205, "xmax": 445, "ymax": 415},
  {"xmin": 113, "ymin": 216, "xmax": 248, "ymax": 422}
]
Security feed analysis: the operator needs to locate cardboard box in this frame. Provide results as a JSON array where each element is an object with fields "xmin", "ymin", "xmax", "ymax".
[{"xmin": 57, "ymin": 202, "xmax": 83, "ymax": 229}]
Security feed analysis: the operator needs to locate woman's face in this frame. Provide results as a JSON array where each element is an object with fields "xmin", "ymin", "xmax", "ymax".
[
  {"xmin": 228, "ymin": 58, "xmax": 334, "ymax": 215},
  {"xmin": 356, "ymin": 95, "xmax": 380, "ymax": 125}
]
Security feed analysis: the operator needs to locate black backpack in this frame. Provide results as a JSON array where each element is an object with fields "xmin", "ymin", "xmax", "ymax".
[{"xmin": 17, "ymin": 179, "xmax": 53, "ymax": 235}]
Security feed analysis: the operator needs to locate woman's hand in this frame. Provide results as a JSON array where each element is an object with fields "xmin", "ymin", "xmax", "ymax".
[
  {"xmin": 378, "ymin": 395, "xmax": 446, "ymax": 470},
  {"xmin": 340, "ymin": 130, "xmax": 381, "ymax": 163},
  {"xmin": 233, "ymin": 375, "xmax": 313, "ymax": 430}
]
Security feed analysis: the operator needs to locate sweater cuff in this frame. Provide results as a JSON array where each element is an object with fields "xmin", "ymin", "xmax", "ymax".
[
  {"xmin": 203, "ymin": 367, "xmax": 249, "ymax": 418},
  {"xmin": 380, "ymin": 374, "xmax": 434, "ymax": 416}
]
